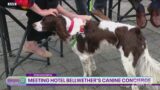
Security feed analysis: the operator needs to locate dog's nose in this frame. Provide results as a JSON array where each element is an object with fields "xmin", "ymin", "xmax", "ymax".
[{"xmin": 32, "ymin": 23, "xmax": 36, "ymax": 27}]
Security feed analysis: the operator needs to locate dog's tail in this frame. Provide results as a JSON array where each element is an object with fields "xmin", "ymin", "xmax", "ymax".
[{"xmin": 136, "ymin": 47, "xmax": 160, "ymax": 84}]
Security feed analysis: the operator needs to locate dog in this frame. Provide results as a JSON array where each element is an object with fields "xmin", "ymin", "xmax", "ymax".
[{"xmin": 33, "ymin": 15, "xmax": 160, "ymax": 90}]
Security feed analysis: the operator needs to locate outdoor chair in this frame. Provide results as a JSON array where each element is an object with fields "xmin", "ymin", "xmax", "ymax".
[
  {"xmin": 108, "ymin": 0, "xmax": 150, "ymax": 21},
  {"xmin": 0, "ymin": 3, "xmax": 63, "ymax": 90}
]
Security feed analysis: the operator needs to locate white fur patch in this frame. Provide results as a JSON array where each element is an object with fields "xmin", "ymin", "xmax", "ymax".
[
  {"xmin": 34, "ymin": 21, "xmax": 43, "ymax": 32},
  {"xmin": 94, "ymin": 40, "xmax": 110, "ymax": 54},
  {"xmin": 136, "ymin": 47, "xmax": 160, "ymax": 84},
  {"xmin": 119, "ymin": 47, "xmax": 136, "ymax": 76},
  {"xmin": 62, "ymin": 15, "xmax": 71, "ymax": 29},
  {"xmin": 70, "ymin": 18, "xmax": 84, "ymax": 35},
  {"xmin": 98, "ymin": 20, "xmax": 135, "ymax": 33},
  {"xmin": 62, "ymin": 15, "xmax": 85, "ymax": 36},
  {"xmin": 71, "ymin": 43, "xmax": 91, "ymax": 76},
  {"xmin": 119, "ymin": 46, "xmax": 139, "ymax": 90}
]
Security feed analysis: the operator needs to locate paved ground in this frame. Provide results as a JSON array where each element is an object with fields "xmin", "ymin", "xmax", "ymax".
[{"xmin": 0, "ymin": 0, "xmax": 160, "ymax": 90}]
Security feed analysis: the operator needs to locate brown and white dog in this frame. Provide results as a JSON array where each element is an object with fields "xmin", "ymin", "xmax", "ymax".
[{"xmin": 33, "ymin": 15, "xmax": 160, "ymax": 90}]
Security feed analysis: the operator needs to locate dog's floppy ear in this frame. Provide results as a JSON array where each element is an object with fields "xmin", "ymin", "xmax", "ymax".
[{"xmin": 54, "ymin": 15, "xmax": 70, "ymax": 41}]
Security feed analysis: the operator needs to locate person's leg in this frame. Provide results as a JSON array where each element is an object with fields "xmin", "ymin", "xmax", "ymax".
[
  {"xmin": 0, "ymin": 0, "xmax": 8, "ymax": 6},
  {"xmin": 27, "ymin": 26, "xmax": 52, "ymax": 42},
  {"xmin": 91, "ymin": 0, "xmax": 109, "ymax": 20},
  {"xmin": 128, "ymin": 0, "xmax": 142, "ymax": 9},
  {"xmin": 128, "ymin": 0, "xmax": 147, "ymax": 28},
  {"xmin": 94, "ymin": 0, "xmax": 107, "ymax": 10},
  {"xmin": 23, "ymin": 23, "xmax": 52, "ymax": 58},
  {"xmin": 148, "ymin": 0, "xmax": 160, "ymax": 27},
  {"xmin": 75, "ymin": 0, "xmax": 88, "ymax": 15}
]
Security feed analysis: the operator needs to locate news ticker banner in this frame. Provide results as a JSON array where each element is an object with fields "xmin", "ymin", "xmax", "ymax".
[{"xmin": 6, "ymin": 73, "xmax": 160, "ymax": 86}]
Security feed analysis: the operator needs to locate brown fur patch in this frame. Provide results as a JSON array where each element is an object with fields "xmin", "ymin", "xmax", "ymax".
[
  {"xmin": 41, "ymin": 15, "xmax": 70, "ymax": 41},
  {"xmin": 77, "ymin": 21, "xmax": 118, "ymax": 53},
  {"xmin": 115, "ymin": 27, "xmax": 146, "ymax": 67}
]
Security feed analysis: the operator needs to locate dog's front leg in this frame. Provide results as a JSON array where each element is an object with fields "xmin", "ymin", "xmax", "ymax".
[
  {"xmin": 87, "ymin": 57, "xmax": 92, "ymax": 76},
  {"xmin": 79, "ymin": 56, "xmax": 92, "ymax": 77},
  {"xmin": 90, "ymin": 56, "xmax": 97, "ymax": 71},
  {"xmin": 80, "ymin": 58, "xmax": 88, "ymax": 77},
  {"xmin": 72, "ymin": 46, "xmax": 92, "ymax": 76}
]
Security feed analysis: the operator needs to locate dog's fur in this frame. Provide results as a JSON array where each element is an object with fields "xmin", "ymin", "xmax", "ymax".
[{"xmin": 33, "ymin": 15, "xmax": 160, "ymax": 90}]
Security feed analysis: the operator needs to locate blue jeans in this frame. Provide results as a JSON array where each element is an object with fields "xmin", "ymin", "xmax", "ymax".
[
  {"xmin": 75, "ymin": 0, "xmax": 88, "ymax": 15},
  {"xmin": 94, "ymin": 0, "xmax": 107, "ymax": 10},
  {"xmin": 75, "ymin": 0, "xmax": 108, "ymax": 14},
  {"xmin": 128, "ymin": 0, "xmax": 159, "ymax": 11},
  {"xmin": 128, "ymin": 0, "xmax": 142, "ymax": 10}
]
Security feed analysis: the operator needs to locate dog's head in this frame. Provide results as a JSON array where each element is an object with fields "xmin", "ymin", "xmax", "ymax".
[{"xmin": 33, "ymin": 15, "xmax": 70, "ymax": 41}]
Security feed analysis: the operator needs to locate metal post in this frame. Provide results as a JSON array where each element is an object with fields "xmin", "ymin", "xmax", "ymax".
[
  {"xmin": 12, "ymin": 25, "xmax": 30, "ymax": 68},
  {"xmin": 5, "ymin": 9, "xmax": 26, "ymax": 30},
  {"xmin": 117, "ymin": 0, "xmax": 121, "ymax": 21},
  {"xmin": 0, "ymin": 6, "xmax": 12, "ymax": 56},
  {"xmin": 0, "ymin": 6, "xmax": 11, "ymax": 90},
  {"xmin": 104, "ymin": 0, "xmax": 107, "ymax": 16},
  {"xmin": 45, "ymin": 42, "xmax": 50, "ymax": 65},
  {"xmin": 60, "ymin": 40, "xmax": 63, "ymax": 57},
  {"xmin": 62, "ymin": 0, "xmax": 78, "ymax": 14},
  {"xmin": 108, "ymin": 0, "xmax": 113, "ymax": 19}
]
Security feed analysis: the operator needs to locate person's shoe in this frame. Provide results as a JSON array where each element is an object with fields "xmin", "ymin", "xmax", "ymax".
[
  {"xmin": 148, "ymin": 1, "xmax": 160, "ymax": 28},
  {"xmin": 91, "ymin": 9, "xmax": 109, "ymax": 20},
  {"xmin": 136, "ymin": 4, "xmax": 147, "ymax": 28},
  {"xmin": 23, "ymin": 41, "xmax": 52, "ymax": 58}
]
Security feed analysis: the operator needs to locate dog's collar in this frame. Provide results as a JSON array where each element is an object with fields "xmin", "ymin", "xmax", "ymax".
[{"xmin": 68, "ymin": 19, "xmax": 84, "ymax": 34}]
